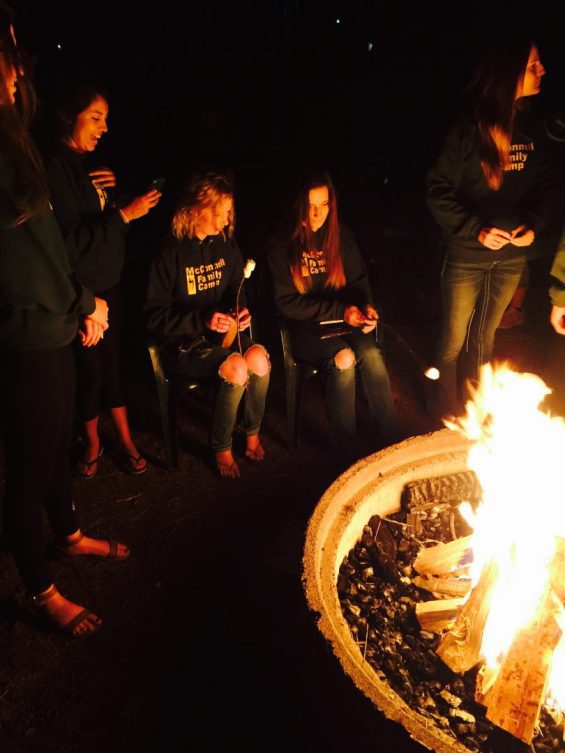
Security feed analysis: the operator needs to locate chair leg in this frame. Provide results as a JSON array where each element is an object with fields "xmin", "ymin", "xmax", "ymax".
[
  {"xmin": 169, "ymin": 383, "xmax": 180, "ymax": 469},
  {"xmin": 153, "ymin": 375, "xmax": 176, "ymax": 469},
  {"xmin": 295, "ymin": 369, "xmax": 310, "ymax": 449},
  {"xmin": 285, "ymin": 365, "xmax": 298, "ymax": 448}
]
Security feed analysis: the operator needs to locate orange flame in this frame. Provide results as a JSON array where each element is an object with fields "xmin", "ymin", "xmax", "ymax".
[{"xmin": 447, "ymin": 363, "xmax": 565, "ymax": 703}]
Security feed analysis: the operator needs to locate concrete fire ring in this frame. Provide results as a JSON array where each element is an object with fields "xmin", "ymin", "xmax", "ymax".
[{"xmin": 303, "ymin": 429, "xmax": 475, "ymax": 753}]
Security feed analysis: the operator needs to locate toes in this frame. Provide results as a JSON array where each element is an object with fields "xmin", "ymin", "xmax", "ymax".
[
  {"xmin": 245, "ymin": 445, "xmax": 265, "ymax": 462},
  {"xmin": 74, "ymin": 613, "xmax": 101, "ymax": 636},
  {"xmin": 217, "ymin": 461, "xmax": 239, "ymax": 478},
  {"xmin": 116, "ymin": 542, "xmax": 130, "ymax": 558}
]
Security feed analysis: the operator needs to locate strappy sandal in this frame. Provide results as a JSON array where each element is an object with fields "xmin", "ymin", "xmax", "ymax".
[
  {"xmin": 55, "ymin": 532, "xmax": 130, "ymax": 561},
  {"xmin": 120, "ymin": 454, "xmax": 147, "ymax": 475},
  {"xmin": 31, "ymin": 586, "xmax": 101, "ymax": 637},
  {"xmin": 75, "ymin": 447, "xmax": 104, "ymax": 479}
]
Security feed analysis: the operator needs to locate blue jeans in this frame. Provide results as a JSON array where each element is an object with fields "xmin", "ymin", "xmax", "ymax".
[
  {"xmin": 290, "ymin": 325, "xmax": 396, "ymax": 449},
  {"xmin": 173, "ymin": 335, "xmax": 270, "ymax": 452},
  {"xmin": 436, "ymin": 255, "xmax": 526, "ymax": 413}
]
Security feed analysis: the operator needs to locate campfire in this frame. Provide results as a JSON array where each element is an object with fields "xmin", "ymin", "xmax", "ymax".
[
  {"xmin": 413, "ymin": 364, "xmax": 565, "ymax": 744},
  {"xmin": 303, "ymin": 364, "xmax": 565, "ymax": 753}
]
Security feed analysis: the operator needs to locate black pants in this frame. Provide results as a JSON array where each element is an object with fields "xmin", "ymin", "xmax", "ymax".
[
  {"xmin": 1, "ymin": 345, "xmax": 79, "ymax": 594},
  {"xmin": 74, "ymin": 286, "xmax": 125, "ymax": 421}
]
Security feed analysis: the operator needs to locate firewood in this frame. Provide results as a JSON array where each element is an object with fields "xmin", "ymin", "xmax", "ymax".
[
  {"xmin": 484, "ymin": 587, "xmax": 562, "ymax": 744},
  {"xmin": 412, "ymin": 575, "xmax": 472, "ymax": 598},
  {"xmin": 415, "ymin": 597, "xmax": 465, "ymax": 632},
  {"xmin": 403, "ymin": 471, "xmax": 481, "ymax": 509},
  {"xmin": 413, "ymin": 535, "xmax": 473, "ymax": 576},
  {"xmin": 436, "ymin": 559, "xmax": 499, "ymax": 673},
  {"xmin": 550, "ymin": 537, "xmax": 565, "ymax": 603}
]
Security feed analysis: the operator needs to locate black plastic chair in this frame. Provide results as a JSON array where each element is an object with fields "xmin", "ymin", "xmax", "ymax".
[
  {"xmin": 147, "ymin": 335, "xmax": 204, "ymax": 469},
  {"xmin": 279, "ymin": 319, "xmax": 319, "ymax": 448}
]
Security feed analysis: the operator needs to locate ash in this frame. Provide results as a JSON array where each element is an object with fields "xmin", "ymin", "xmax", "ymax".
[{"xmin": 337, "ymin": 500, "xmax": 565, "ymax": 753}]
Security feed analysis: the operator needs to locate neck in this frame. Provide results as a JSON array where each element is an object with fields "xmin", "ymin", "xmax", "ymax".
[{"xmin": 63, "ymin": 137, "xmax": 84, "ymax": 154}]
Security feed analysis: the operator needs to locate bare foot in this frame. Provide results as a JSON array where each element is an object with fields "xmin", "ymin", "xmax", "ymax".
[
  {"xmin": 62, "ymin": 530, "xmax": 130, "ymax": 559},
  {"xmin": 215, "ymin": 449, "xmax": 240, "ymax": 479},
  {"xmin": 33, "ymin": 585, "xmax": 101, "ymax": 636},
  {"xmin": 245, "ymin": 434, "xmax": 265, "ymax": 462}
]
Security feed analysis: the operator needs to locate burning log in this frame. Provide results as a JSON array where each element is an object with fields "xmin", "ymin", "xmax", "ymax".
[
  {"xmin": 415, "ymin": 597, "xmax": 465, "ymax": 632},
  {"xmin": 412, "ymin": 575, "xmax": 472, "ymax": 598},
  {"xmin": 551, "ymin": 537, "xmax": 565, "ymax": 603},
  {"xmin": 482, "ymin": 588, "xmax": 563, "ymax": 744},
  {"xmin": 413, "ymin": 535, "xmax": 473, "ymax": 576},
  {"xmin": 436, "ymin": 560, "xmax": 499, "ymax": 674},
  {"xmin": 403, "ymin": 471, "xmax": 481, "ymax": 508}
]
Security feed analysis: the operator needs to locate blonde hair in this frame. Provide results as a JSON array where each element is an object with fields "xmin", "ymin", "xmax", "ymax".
[{"xmin": 172, "ymin": 172, "xmax": 235, "ymax": 240}]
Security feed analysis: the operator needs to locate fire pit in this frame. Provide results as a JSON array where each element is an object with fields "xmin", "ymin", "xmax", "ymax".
[
  {"xmin": 304, "ymin": 366, "xmax": 565, "ymax": 753},
  {"xmin": 303, "ymin": 428, "xmax": 474, "ymax": 753}
]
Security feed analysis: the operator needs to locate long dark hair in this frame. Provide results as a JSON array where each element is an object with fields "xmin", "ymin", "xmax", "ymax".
[
  {"xmin": 469, "ymin": 38, "xmax": 534, "ymax": 190},
  {"xmin": 0, "ymin": 3, "xmax": 49, "ymax": 224},
  {"xmin": 54, "ymin": 81, "xmax": 108, "ymax": 143},
  {"xmin": 288, "ymin": 172, "xmax": 345, "ymax": 293}
]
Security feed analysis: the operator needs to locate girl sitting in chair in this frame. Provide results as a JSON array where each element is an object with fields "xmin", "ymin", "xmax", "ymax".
[
  {"xmin": 267, "ymin": 171, "xmax": 396, "ymax": 454},
  {"xmin": 146, "ymin": 172, "xmax": 270, "ymax": 478}
]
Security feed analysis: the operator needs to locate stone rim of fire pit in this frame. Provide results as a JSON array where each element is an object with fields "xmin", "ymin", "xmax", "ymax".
[{"xmin": 303, "ymin": 428, "xmax": 475, "ymax": 753}]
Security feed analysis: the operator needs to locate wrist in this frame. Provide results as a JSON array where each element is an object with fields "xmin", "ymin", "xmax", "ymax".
[{"xmin": 118, "ymin": 208, "xmax": 130, "ymax": 224}]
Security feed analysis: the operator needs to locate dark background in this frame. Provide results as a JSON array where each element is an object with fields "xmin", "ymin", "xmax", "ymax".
[
  {"xmin": 2, "ymin": 4, "xmax": 565, "ymax": 753},
  {"xmin": 11, "ymin": 0, "xmax": 565, "ymax": 230},
  {"xmin": 8, "ymin": 0, "xmax": 565, "ymax": 325}
]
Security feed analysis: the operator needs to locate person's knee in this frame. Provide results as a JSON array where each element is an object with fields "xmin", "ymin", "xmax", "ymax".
[
  {"xmin": 244, "ymin": 345, "xmax": 270, "ymax": 377},
  {"xmin": 334, "ymin": 348, "xmax": 355, "ymax": 370},
  {"xmin": 218, "ymin": 353, "xmax": 248, "ymax": 385}
]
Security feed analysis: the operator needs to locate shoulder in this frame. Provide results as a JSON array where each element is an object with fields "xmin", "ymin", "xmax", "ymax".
[
  {"xmin": 339, "ymin": 224, "xmax": 360, "ymax": 254},
  {"xmin": 155, "ymin": 233, "xmax": 186, "ymax": 261}
]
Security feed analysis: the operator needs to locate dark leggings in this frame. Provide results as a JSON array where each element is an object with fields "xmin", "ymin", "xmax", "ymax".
[
  {"xmin": 1, "ymin": 345, "xmax": 79, "ymax": 594},
  {"xmin": 74, "ymin": 286, "xmax": 125, "ymax": 421}
]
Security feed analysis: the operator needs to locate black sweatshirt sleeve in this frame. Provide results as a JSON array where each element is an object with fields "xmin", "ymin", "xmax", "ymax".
[
  {"xmin": 46, "ymin": 156, "xmax": 126, "ymax": 271},
  {"xmin": 267, "ymin": 239, "xmax": 346, "ymax": 322},
  {"xmin": 426, "ymin": 122, "xmax": 483, "ymax": 241},
  {"xmin": 145, "ymin": 244, "xmax": 205, "ymax": 336}
]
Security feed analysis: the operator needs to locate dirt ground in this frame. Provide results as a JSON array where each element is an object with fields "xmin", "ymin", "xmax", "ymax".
[{"xmin": 0, "ymin": 226, "xmax": 563, "ymax": 753}]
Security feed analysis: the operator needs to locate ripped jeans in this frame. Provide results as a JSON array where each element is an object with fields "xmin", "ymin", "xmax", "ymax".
[
  {"xmin": 173, "ymin": 334, "xmax": 270, "ymax": 451},
  {"xmin": 290, "ymin": 324, "xmax": 395, "ymax": 450}
]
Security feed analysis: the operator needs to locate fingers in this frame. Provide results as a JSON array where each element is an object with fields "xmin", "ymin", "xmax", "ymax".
[
  {"xmin": 478, "ymin": 227, "xmax": 511, "ymax": 250},
  {"xmin": 80, "ymin": 319, "xmax": 104, "ymax": 347},
  {"xmin": 208, "ymin": 313, "xmax": 235, "ymax": 333},
  {"xmin": 89, "ymin": 168, "xmax": 117, "ymax": 189},
  {"xmin": 122, "ymin": 191, "xmax": 162, "ymax": 222}
]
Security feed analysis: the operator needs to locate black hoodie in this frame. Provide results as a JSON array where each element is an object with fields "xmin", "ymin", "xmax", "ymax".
[
  {"xmin": 426, "ymin": 111, "xmax": 552, "ymax": 262},
  {"xmin": 146, "ymin": 232, "xmax": 245, "ymax": 347}
]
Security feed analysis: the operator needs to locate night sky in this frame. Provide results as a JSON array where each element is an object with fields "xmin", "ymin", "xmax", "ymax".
[{"xmin": 7, "ymin": 0, "xmax": 565, "ymax": 234}]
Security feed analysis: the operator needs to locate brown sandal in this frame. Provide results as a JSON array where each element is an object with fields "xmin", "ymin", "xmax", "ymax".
[
  {"xmin": 55, "ymin": 532, "xmax": 130, "ymax": 561},
  {"xmin": 31, "ymin": 586, "xmax": 101, "ymax": 637}
]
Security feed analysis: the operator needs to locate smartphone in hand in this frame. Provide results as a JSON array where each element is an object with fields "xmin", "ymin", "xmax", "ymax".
[{"xmin": 147, "ymin": 177, "xmax": 166, "ymax": 192}]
